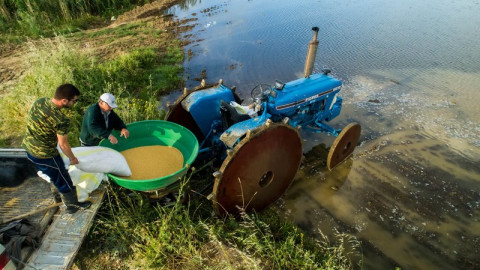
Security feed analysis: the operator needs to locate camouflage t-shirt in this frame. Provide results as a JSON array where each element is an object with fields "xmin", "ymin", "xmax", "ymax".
[{"xmin": 22, "ymin": 97, "xmax": 70, "ymax": 158}]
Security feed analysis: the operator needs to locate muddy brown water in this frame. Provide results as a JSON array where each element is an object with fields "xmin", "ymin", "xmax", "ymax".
[{"xmin": 164, "ymin": 0, "xmax": 480, "ymax": 269}]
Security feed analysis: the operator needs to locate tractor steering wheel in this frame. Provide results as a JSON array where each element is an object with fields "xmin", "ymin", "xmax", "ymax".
[{"xmin": 250, "ymin": 84, "xmax": 272, "ymax": 102}]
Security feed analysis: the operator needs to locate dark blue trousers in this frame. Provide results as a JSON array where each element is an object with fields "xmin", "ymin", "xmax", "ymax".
[{"xmin": 26, "ymin": 152, "xmax": 75, "ymax": 194}]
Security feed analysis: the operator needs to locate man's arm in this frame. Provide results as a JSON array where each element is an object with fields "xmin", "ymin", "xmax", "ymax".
[
  {"xmin": 57, "ymin": 134, "xmax": 79, "ymax": 165},
  {"xmin": 110, "ymin": 111, "xmax": 129, "ymax": 139},
  {"xmin": 85, "ymin": 106, "xmax": 111, "ymax": 140},
  {"xmin": 109, "ymin": 111, "xmax": 126, "ymax": 130}
]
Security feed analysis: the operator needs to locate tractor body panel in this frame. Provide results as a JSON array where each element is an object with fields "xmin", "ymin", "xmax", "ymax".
[
  {"xmin": 267, "ymin": 73, "xmax": 342, "ymax": 128},
  {"xmin": 182, "ymin": 85, "xmax": 235, "ymax": 137},
  {"xmin": 220, "ymin": 113, "xmax": 269, "ymax": 148}
]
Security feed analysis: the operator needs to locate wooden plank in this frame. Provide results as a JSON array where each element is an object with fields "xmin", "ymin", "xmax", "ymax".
[
  {"xmin": 26, "ymin": 185, "xmax": 105, "ymax": 270},
  {"xmin": 0, "ymin": 203, "xmax": 63, "ymax": 224},
  {"xmin": 1, "ymin": 176, "xmax": 58, "ymax": 269},
  {"xmin": 18, "ymin": 207, "xmax": 59, "ymax": 270}
]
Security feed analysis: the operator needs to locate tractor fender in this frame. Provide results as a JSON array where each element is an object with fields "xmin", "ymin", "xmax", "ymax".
[{"xmin": 219, "ymin": 117, "xmax": 267, "ymax": 148}]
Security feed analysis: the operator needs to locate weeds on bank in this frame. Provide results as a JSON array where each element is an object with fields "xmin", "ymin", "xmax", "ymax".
[
  {"xmin": 0, "ymin": 36, "xmax": 182, "ymax": 146},
  {"xmin": 70, "ymin": 21, "xmax": 146, "ymax": 40},
  {"xmin": 75, "ymin": 179, "xmax": 358, "ymax": 270},
  {"xmin": 0, "ymin": 37, "xmax": 86, "ymax": 145},
  {"xmin": 0, "ymin": 0, "xmax": 148, "ymax": 39}
]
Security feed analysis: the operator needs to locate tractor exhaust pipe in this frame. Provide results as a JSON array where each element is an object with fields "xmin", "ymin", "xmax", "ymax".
[{"xmin": 303, "ymin": 26, "xmax": 319, "ymax": 78}]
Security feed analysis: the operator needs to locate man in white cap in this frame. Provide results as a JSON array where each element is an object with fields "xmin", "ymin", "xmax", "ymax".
[{"xmin": 80, "ymin": 93, "xmax": 130, "ymax": 146}]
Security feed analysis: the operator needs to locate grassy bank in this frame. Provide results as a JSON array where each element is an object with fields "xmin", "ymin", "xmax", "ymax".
[
  {"xmin": 0, "ymin": 34, "xmax": 182, "ymax": 146},
  {"xmin": 0, "ymin": 0, "xmax": 150, "ymax": 40},
  {"xmin": 74, "ymin": 181, "xmax": 358, "ymax": 269}
]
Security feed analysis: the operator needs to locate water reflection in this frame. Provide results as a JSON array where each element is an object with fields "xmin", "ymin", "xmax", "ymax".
[
  {"xmin": 175, "ymin": 0, "xmax": 202, "ymax": 10},
  {"xmin": 166, "ymin": 0, "xmax": 480, "ymax": 269}
]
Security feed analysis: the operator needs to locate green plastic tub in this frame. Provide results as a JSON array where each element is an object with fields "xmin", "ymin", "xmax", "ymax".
[{"xmin": 99, "ymin": 120, "xmax": 199, "ymax": 191}]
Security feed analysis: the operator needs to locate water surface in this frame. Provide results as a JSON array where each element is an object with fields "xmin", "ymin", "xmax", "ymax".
[{"xmin": 166, "ymin": 0, "xmax": 480, "ymax": 269}]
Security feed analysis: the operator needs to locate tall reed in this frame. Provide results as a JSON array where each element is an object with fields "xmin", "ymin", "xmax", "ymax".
[{"xmin": 0, "ymin": 0, "xmax": 149, "ymax": 36}]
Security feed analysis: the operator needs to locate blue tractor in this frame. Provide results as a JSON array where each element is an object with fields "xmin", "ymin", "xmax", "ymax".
[{"xmin": 166, "ymin": 27, "xmax": 361, "ymax": 216}]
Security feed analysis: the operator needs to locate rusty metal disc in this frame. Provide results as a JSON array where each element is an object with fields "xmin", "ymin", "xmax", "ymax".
[
  {"xmin": 327, "ymin": 122, "xmax": 361, "ymax": 170},
  {"xmin": 212, "ymin": 123, "xmax": 303, "ymax": 216}
]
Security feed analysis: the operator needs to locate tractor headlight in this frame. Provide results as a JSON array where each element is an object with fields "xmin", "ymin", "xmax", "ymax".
[{"xmin": 274, "ymin": 80, "xmax": 285, "ymax": 90}]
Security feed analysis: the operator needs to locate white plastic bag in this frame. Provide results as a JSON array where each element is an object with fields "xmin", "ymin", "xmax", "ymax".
[
  {"xmin": 37, "ymin": 171, "xmax": 51, "ymax": 183},
  {"xmin": 68, "ymin": 166, "xmax": 106, "ymax": 202},
  {"xmin": 59, "ymin": 146, "xmax": 131, "ymax": 176},
  {"xmin": 230, "ymin": 101, "xmax": 257, "ymax": 117}
]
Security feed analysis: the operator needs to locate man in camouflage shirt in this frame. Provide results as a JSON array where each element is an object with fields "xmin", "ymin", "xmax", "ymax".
[{"xmin": 22, "ymin": 84, "xmax": 91, "ymax": 214}]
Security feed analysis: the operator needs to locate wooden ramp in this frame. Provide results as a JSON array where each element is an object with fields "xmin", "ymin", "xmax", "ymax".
[
  {"xmin": 1, "ymin": 149, "xmax": 105, "ymax": 270},
  {"xmin": 0, "ymin": 175, "xmax": 58, "ymax": 268},
  {"xmin": 26, "ymin": 186, "xmax": 105, "ymax": 269}
]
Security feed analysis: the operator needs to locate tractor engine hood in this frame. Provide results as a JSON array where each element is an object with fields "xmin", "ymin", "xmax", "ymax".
[{"xmin": 268, "ymin": 73, "xmax": 342, "ymax": 117}]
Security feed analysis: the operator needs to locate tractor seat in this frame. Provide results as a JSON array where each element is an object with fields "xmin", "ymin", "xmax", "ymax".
[{"xmin": 220, "ymin": 100, "xmax": 251, "ymax": 130}]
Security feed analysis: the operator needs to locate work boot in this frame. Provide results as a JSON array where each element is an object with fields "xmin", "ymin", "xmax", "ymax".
[
  {"xmin": 60, "ymin": 190, "xmax": 92, "ymax": 214},
  {"xmin": 49, "ymin": 183, "xmax": 61, "ymax": 203}
]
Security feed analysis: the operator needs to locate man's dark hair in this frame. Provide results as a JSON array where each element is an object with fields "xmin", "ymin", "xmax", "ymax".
[{"xmin": 54, "ymin": 84, "xmax": 80, "ymax": 100}]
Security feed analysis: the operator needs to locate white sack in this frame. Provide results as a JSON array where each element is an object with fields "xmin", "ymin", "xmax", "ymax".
[
  {"xmin": 59, "ymin": 146, "xmax": 131, "ymax": 176},
  {"xmin": 37, "ymin": 171, "xmax": 51, "ymax": 183}
]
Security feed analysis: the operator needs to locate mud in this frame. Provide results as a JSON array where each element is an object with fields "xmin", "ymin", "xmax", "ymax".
[{"xmin": 280, "ymin": 128, "xmax": 480, "ymax": 269}]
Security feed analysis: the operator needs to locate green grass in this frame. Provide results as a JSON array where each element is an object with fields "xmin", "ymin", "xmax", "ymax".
[
  {"xmin": 0, "ymin": 0, "xmax": 149, "ymax": 39},
  {"xmin": 68, "ymin": 21, "xmax": 145, "ymax": 39},
  {"xmin": 0, "ymin": 35, "xmax": 182, "ymax": 146},
  {"xmin": 74, "ymin": 179, "xmax": 359, "ymax": 270}
]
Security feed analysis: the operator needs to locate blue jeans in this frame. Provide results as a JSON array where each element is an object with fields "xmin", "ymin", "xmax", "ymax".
[{"xmin": 26, "ymin": 152, "xmax": 75, "ymax": 194}]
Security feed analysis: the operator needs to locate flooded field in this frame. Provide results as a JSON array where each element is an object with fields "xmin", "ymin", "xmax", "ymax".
[{"xmin": 166, "ymin": 0, "xmax": 480, "ymax": 269}]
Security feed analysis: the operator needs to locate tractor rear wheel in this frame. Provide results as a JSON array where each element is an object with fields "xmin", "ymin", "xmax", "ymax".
[{"xmin": 211, "ymin": 123, "xmax": 303, "ymax": 216}]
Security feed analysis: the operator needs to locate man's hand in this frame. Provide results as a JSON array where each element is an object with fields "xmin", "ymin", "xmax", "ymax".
[
  {"xmin": 108, "ymin": 134, "xmax": 118, "ymax": 144},
  {"xmin": 120, "ymin": 128, "xmax": 130, "ymax": 139},
  {"xmin": 57, "ymin": 134, "xmax": 78, "ymax": 165},
  {"xmin": 70, "ymin": 157, "xmax": 79, "ymax": 165}
]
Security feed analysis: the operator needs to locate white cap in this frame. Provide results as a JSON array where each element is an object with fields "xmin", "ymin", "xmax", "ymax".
[{"xmin": 100, "ymin": 93, "xmax": 117, "ymax": 109}]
